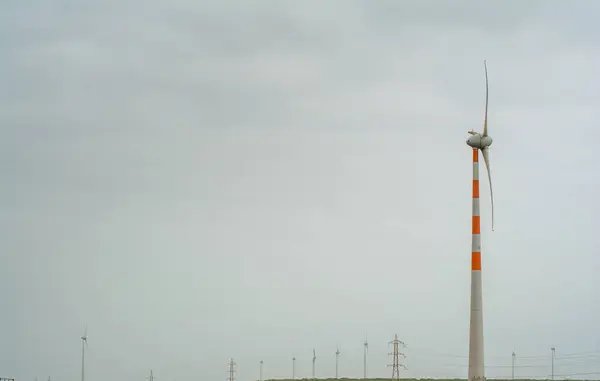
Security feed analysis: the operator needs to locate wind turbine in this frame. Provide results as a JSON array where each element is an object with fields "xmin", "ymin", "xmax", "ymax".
[
  {"xmin": 312, "ymin": 349, "xmax": 316, "ymax": 380},
  {"xmin": 363, "ymin": 334, "xmax": 368, "ymax": 379},
  {"xmin": 80, "ymin": 326, "xmax": 88, "ymax": 381},
  {"xmin": 465, "ymin": 60, "xmax": 495, "ymax": 381},
  {"xmin": 335, "ymin": 345, "xmax": 340, "ymax": 379},
  {"xmin": 260, "ymin": 360, "xmax": 264, "ymax": 381},
  {"xmin": 292, "ymin": 357, "xmax": 296, "ymax": 380}
]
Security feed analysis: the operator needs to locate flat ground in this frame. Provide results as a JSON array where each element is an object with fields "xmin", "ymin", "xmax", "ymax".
[{"xmin": 266, "ymin": 378, "xmax": 593, "ymax": 381}]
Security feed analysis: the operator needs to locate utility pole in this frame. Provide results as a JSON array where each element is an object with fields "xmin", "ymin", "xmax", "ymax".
[
  {"xmin": 228, "ymin": 358, "xmax": 236, "ymax": 381},
  {"xmin": 260, "ymin": 360, "xmax": 263, "ymax": 381},
  {"xmin": 512, "ymin": 351, "xmax": 516, "ymax": 380},
  {"xmin": 364, "ymin": 335, "xmax": 369, "ymax": 379},
  {"xmin": 335, "ymin": 346, "xmax": 341, "ymax": 379},
  {"xmin": 387, "ymin": 334, "xmax": 407, "ymax": 381},
  {"xmin": 292, "ymin": 356, "xmax": 296, "ymax": 381},
  {"xmin": 551, "ymin": 347, "xmax": 556, "ymax": 381}
]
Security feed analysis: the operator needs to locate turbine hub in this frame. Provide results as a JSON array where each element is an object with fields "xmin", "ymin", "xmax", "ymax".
[{"xmin": 466, "ymin": 132, "xmax": 493, "ymax": 149}]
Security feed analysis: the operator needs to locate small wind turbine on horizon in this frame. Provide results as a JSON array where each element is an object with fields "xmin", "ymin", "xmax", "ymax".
[
  {"xmin": 363, "ymin": 334, "xmax": 368, "ymax": 379},
  {"xmin": 335, "ymin": 345, "xmax": 340, "ymax": 379},
  {"xmin": 312, "ymin": 349, "xmax": 316, "ymax": 380},
  {"xmin": 80, "ymin": 326, "xmax": 88, "ymax": 381},
  {"xmin": 146, "ymin": 370, "xmax": 156, "ymax": 381},
  {"xmin": 292, "ymin": 356, "xmax": 296, "ymax": 381},
  {"xmin": 465, "ymin": 60, "xmax": 496, "ymax": 381}
]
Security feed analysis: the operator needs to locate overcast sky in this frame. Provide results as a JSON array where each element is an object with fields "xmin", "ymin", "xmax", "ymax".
[{"xmin": 2, "ymin": 1, "xmax": 600, "ymax": 381}]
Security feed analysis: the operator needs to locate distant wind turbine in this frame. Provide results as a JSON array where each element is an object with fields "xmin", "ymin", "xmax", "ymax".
[
  {"xmin": 312, "ymin": 349, "xmax": 316, "ymax": 380},
  {"xmin": 80, "ymin": 326, "xmax": 88, "ymax": 381},
  {"xmin": 335, "ymin": 345, "xmax": 340, "ymax": 379},
  {"xmin": 260, "ymin": 360, "xmax": 264, "ymax": 381},
  {"xmin": 363, "ymin": 334, "xmax": 369, "ymax": 379}
]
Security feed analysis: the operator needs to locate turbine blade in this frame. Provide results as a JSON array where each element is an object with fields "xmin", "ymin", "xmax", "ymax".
[
  {"xmin": 482, "ymin": 60, "xmax": 489, "ymax": 137},
  {"xmin": 482, "ymin": 147, "xmax": 495, "ymax": 231}
]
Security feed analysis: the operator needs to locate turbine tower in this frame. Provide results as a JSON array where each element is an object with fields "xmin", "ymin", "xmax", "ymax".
[
  {"xmin": 80, "ymin": 326, "xmax": 88, "ymax": 381},
  {"xmin": 312, "ymin": 349, "xmax": 316, "ymax": 380},
  {"xmin": 260, "ymin": 360, "xmax": 264, "ymax": 381},
  {"xmin": 363, "ymin": 335, "xmax": 368, "ymax": 379},
  {"xmin": 511, "ymin": 351, "xmax": 516, "ymax": 380},
  {"xmin": 292, "ymin": 357, "xmax": 296, "ymax": 380},
  {"xmin": 146, "ymin": 370, "xmax": 156, "ymax": 381},
  {"xmin": 335, "ymin": 345, "xmax": 340, "ymax": 379},
  {"xmin": 551, "ymin": 347, "xmax": 556, "ymax": 380},
  {"xmin": 465, "ymin": 60, "xmax": 495, "ymax": 381}
]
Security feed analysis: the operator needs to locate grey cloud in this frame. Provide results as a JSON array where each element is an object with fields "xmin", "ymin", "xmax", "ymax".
[{"xmin": 2, "ymin": 2, "xmax": 600, "ymax": 381}]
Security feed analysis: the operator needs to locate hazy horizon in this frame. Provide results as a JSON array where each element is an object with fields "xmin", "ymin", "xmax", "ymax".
[{"xmin": 2, "ymin": 1, "xmax": 600, "ymax": 381}]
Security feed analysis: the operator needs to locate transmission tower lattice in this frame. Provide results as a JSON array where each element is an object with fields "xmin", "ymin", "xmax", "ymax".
[
  {"xmin": 387, "ymin": 334, "xmax": 407, "ymax": 381},
  {"xmin": 146, "ymin": 370, "xmax": 156, "ymax": 381},
  {"xmin": 227, "ymin": 358, "xmax": 237, "ymax": 381}
]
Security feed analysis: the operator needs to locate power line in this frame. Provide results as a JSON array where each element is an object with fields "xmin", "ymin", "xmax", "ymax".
[
  {"xmin": 441, "ymin": 363, "xmax": 547, "ymax": 369},
  {"xmin": 552, "ymin": 371, "xmax": 600, "ymax": 377},
  {"xmin": 245, "ymin": 345, "xmax": 600, "ymax": 380},
  {"xmin": 409, "ymin": 346, "xmax": 555, "ymax": 360}
]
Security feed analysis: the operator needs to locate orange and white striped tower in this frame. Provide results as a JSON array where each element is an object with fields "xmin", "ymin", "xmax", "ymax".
[
  {"xmin": 468, "ymin": 147, "xmax": 484, "ymax": 381},
  {"xmin": 466, "ymin": 60, "xmax": 495, "ymax": 381}
]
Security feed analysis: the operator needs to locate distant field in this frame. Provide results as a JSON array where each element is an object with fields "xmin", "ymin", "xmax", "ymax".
[{"xmin": 265, "ymin": 378, "xmax": 595, "ymax": 381}]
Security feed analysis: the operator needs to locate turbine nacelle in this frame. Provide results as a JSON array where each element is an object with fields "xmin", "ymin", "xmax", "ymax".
[{"xmin": 466, "ymin": 132, "xmax": 493, "ymax": 150}]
